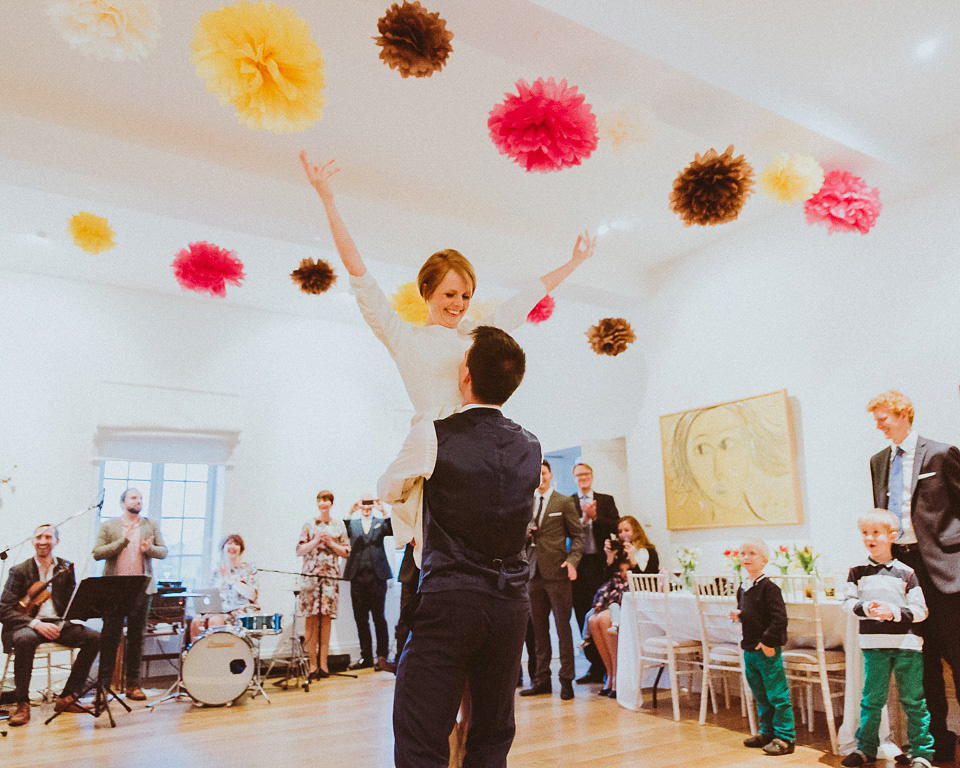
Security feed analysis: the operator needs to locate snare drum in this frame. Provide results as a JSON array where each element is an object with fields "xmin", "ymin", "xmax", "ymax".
[
  {"xmin": 181, "ymin": 627, "xmax": 254, "ymax": 706},
  {"xmin": 236, "ymin": 613, "xmax": 282, "ymax": 635}
]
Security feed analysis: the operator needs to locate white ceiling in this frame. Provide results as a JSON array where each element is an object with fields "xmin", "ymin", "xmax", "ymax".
[{"xmin": 1, "ymin": 0, "xmax": 958, "ymax": 307}]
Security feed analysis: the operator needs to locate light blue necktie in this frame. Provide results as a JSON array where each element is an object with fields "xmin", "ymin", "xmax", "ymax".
[{"xmin": 889, "ymin": 446, "xmax": 905, "ymax": 533}]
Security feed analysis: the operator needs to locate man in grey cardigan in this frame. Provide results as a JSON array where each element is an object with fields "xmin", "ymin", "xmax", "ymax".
[{"xmin": 93, "ymin": 488, "xmax": 167, "ymax": 700}]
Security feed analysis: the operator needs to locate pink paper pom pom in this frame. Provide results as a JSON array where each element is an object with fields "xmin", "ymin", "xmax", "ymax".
[
  {"xmin": 488, "ymin": 77, "xmax": 598, "ymax": 173},
  {"xmin": 172, "ymin": 241, "xmax": 245, "ymax": 297},
  {"xmin": 804, "ymin": 170, "xmax": 881, "ymax": 234},
  {"xmin": 527, "ymin": 294, "xmax": 555, "ymax": 324}
]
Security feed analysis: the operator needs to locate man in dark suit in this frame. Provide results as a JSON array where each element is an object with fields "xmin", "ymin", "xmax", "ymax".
[
  {"xmin": 344, "ymin": 498, "xmax": 394, "ymax": 671},
  {"xmin": 0, "ymin": 524, "xmax": 100, "ymax": 726},
  {"xmin": 379, "ymin": 326, "xmax": 541, "ymax": 768},
  {"xmin": 868, "ymin": 390, "xmax": 960, "ymax": 763},
  {"xmin": 520, "ymin": 460, "xmax": 582, "ymax": 700},
  {"xmin": 569, "ymin": 462, "xmax": 620, "ymax": 684}
]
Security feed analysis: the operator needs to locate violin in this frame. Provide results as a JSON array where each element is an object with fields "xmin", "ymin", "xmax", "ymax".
[{"xmin": 18, "ymin": 561, "xmax": 71, "ymax": 618}]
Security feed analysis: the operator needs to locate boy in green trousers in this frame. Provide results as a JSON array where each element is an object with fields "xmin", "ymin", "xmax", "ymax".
[{"xmin": 730, "ymin": 539, "xmax": 796, "ymax": 756}]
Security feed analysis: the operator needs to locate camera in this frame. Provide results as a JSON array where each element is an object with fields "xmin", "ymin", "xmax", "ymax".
[
  {"xmin": 361, "ymin": 499, "xmax": 375, "ymax": 506},
  {"xmin": 609, "ymin": 534, "xmax": 623, "ymax": 552}
]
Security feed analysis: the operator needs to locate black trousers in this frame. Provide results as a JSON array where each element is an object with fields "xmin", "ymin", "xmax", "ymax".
[
  {"xmin": 351, "ymin": 575, "xmax": 389, "ymax": 661},
  {"xmin": 394, "ymin": 590, "xmax": 529, "ymax": 768},
  {"xmin": 895, "ymin": 544, "xmax": 960, "ymax": 754},
  {"xmin": 98, "ymin": 590, "xmax": 151, "ymax": 687},
  {"xmin": 8, "ymin": 622, "xmax": 101, "ymax": 702},
  {"xmin": 571, "ymin": 553, "xmax": 606, "ymax": 674},
  {"xmin": 395, "ymin": 573, "xmax": 419, "ymax": 661}
]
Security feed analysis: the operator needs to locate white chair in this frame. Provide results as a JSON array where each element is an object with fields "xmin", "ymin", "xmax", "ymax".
[
  {"xmin": 771, "ymin": 575, "xmax": 845, "ymax": 755},
  {"xmin": 1, "ymin": 642, "xmax": 77, "ymax": 704},
  {"xmin": 627, "ymin": 572, "xmax": 701, "ymax": 721},
  {"xmin": 692, "ymin": 575, "xmax": 757, "ymax": 734}
]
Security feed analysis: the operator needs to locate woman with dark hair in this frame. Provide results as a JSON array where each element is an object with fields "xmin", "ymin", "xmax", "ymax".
[
  {"xmin": 189, "ymin": 533, "xmax": 260, "ymax": 638},
  {"xmin": 297, "ymin": 490, "xmax": 350, "ymax": 679},
  {"xmin": 588, "ymin": 515, "xmax": 659, "ymax": 697}
]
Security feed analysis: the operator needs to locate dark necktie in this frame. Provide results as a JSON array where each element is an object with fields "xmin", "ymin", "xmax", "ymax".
[
  {"xmin": 535, "ymin": 495, "xmax": 545, "ymax": 528},
  {"xmin": 889, "ymin": 446, "xmax": 905, "ymax": 533}
]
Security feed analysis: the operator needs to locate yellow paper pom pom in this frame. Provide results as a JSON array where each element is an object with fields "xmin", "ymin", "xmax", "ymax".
[
  {"xmin": 759, "ymin": 154, "xmax": 825, "ymax": 204},
  {"xmin": 192, "ymin": 2, "xmax": 325, "ymax": 134},
  {"xmin": 68, "ymin": 211, "xmax": 115, "ymax": 253},
  {"xmin": 390, "ymin": 281, "xmax": 428, "ymax": 326}
]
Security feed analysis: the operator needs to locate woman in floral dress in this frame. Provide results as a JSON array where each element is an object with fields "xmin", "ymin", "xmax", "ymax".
[{"xmin": 297, "ymin": 490, "xmax": 350, "ymax": 678}]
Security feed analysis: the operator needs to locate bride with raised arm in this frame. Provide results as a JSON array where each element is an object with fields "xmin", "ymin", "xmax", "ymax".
[{"xmin": 300, "ymin": 151, "xmax": 596, "ymax": 766}]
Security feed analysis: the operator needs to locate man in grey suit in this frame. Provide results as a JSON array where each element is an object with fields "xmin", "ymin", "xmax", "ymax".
[
  {"xmin": 868, "ymin": 390, "xmax": 960, "ymax": 763},
  {"xmin": 520, "ymin": 460, "xmax": 583, "ymax": 700}
]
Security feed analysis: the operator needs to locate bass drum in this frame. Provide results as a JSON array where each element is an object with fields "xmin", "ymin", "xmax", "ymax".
[{"xmin": 182, "ymin": 627, "xmax": 254, "ymax": 706}]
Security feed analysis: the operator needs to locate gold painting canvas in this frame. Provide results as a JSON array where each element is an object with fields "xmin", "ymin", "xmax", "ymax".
[{"xmin": 660, "ymin": 389, "xmax": 803, "ymax": 530}]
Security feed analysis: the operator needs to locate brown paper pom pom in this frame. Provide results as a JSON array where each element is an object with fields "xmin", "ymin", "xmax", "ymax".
[
  {"xmin": 586, "ymin": 317, "xmax": 636, "ymax": 357},
  {"xmin": 291, "ymin": 258, "xmax": 337, "ymax": 295},
  {"xmin": 374, "ymin": 1, "xmax": 453, "ymax": 78},
  {"xmin": 669, "ymin": 145, "xmax": 755, "ymax": 226}
]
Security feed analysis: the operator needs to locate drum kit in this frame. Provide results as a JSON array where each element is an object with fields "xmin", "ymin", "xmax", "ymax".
[{"xmin": 149, "ymin": 610, "xmax": 285, "ymax": 709}]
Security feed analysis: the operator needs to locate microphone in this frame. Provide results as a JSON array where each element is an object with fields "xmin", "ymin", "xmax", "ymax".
[{"xmin": 92, "ymin": 488, "xmax": 105, "ymax": 511}]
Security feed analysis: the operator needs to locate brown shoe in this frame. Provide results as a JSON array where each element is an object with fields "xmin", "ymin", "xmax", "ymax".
[
  {"xmin": 54, "ymin": 693, "xmax": 89, "ymax": 714},
  {"xmin": 125, "ymin": 686, "xmax": 147, "ymax": 701},
  {"xmin": 375, "ymin": 656, "xmax": 396, "ymax": 673},
  {"xmin": 8, "ymin": 701, "xmax": 31, "ymax": 726}
]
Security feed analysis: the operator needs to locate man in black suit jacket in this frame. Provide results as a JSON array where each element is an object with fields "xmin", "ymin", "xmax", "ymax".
[
  {"xmin": 868, "ymin": 390, "xmax": 960, "ymax": 762},
  {"xmin": 520, "ymin": 460, "xmax": 582, "ymax": 700},
  {"xmin": 380, "ymin": 326, "xmax": 541, "ymax": 768},
  {"xmin": 569, "ymin": 462, "xmax": 620, "ymax": 684},
  {"xmin": 344, "ymin": 499, "xmax": 393, "ymax": 670},
  {"xmin": 0, "ymin": 524, "xmax": 100, "ymax": 725}
]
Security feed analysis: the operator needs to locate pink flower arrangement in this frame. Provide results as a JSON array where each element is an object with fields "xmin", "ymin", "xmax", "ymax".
[
  {"xmin": 526, "ymin": 294, "xmax": 555, "ymax": 324},
  {"xmin": 488, "ymin": 77, "xmax": 598, "ymax": 173},
  {"xmin": 804, "ymin": 170, "xmax": 881, "ymax": 234},
  {"xmin": 172, "ymin": 241, "xmax": 245, "ymax": 297}
]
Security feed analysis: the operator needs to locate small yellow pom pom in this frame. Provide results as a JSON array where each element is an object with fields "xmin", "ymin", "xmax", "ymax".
[
  {"xmin": 390, "ymin": 282, "xmax": 428, "ymax": 326},
  {"xmin": 68, "ymin": 212, "xmax": 115, "ymax": 254},
  {"xmin": 759, "ymin": 154, "xmax": 825, "ymax": 205}
]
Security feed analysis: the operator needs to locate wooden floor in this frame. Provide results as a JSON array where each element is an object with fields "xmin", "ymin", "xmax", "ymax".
[{"xmin": 0, "ymin": 668, "xmax": 849, "ymax": 768}]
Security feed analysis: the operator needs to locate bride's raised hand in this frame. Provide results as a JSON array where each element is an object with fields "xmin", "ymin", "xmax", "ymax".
[
  {"xmin": 299, "ymin": 151, "xmax": 340, "ymax": 199},
  {"xmin": 572, "ymin": 229, "xmax": 597, "ymax": 264}
]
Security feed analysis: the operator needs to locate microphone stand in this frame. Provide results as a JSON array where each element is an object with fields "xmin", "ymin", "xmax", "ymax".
[{"xmin": 0, "ymin": 490, "xmax": 104, "ymax": 731}]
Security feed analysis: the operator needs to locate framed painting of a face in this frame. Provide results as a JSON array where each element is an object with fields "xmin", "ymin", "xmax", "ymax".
[{"xmin": 660, "ymin": 389, "xmax": 802, "ymax": 530}]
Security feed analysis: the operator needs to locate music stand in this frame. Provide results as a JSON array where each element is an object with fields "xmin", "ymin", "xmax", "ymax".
[{"xmin": 45, "ymin": 575, "xmax": 150, "ymax": 727}]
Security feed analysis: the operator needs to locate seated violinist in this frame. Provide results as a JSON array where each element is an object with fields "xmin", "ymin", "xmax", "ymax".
[
  {"xmin": 189, "ymin": 534, "xmax": 260, "ymax": 638},
  {"xmin": 0, "ymin": 524, "xmax": 101, "ymax": 726}
]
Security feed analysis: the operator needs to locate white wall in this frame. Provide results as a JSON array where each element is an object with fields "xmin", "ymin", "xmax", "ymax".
[{"xmin": 628, "ymin": 178, "xmax": 960, "ymax": 577}]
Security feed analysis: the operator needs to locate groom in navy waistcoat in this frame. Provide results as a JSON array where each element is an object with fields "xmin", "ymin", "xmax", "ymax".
[{"xmin": 379, "ymin": 326, "xmax": 542, "ymax": 768}]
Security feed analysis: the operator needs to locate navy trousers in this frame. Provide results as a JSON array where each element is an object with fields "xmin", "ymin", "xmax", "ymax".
[{"xmin": 393, "ymin": 590, "xmax": 529, "ymax": 768}]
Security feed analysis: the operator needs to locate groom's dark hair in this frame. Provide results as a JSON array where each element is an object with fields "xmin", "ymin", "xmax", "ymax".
[{"xmin": 466, "ymin": 326, "xmax": 526, "ymax": 406}]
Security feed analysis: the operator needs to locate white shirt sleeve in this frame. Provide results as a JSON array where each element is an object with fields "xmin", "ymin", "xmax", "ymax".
[
  {"xmin": 462, "ymin": 279, "xmax": 547, "ymax": 334},
  {"xmin": 378, "ymin": 421, "xmax": 438, "ymax": 509},
  {"xmin": 349, "ymin": 272, "xmax": 407, "ymax": 356}
]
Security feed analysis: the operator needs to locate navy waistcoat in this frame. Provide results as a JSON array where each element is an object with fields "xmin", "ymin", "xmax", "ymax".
[{"xmin": 420, "ymin": 407, "xmax": 542, "ymax": 601}]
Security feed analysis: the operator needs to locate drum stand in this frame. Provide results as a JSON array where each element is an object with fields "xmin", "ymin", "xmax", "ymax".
[
  {"xmin": 147, "ymin": 630, "xmax": 191, "ymax": 711},
  {"xmin": 246, "ymin": 635, "xmax": 271, "ymax": 703},
  {"xmin": 268, "ymin": 589, "xmax": 310, "ymax": 693}
]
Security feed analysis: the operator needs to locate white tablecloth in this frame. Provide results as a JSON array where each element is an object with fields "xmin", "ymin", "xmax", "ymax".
[{"xmin": 617, "ymin": 590, "xmax": 898, "ymax": 756}]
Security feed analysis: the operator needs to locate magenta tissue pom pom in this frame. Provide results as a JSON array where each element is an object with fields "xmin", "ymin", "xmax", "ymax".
[
  {"xmin": 804, "ymin": 170, "xmax": 881, "ymax": 234},
  {"xmin": 526, "ymin": 294, "xmax": 555, "ymax": 324},
  {"xmin": 488, "ymin": 77, "xmax": 598, "ymax": 173},
  {"xmin": 172, "ymin": 241, "xmax": 245, "ymax": 297}
]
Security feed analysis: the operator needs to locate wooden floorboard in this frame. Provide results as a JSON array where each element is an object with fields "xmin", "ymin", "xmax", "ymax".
[{"xmin": 0, "ymin": 667, "xmax": 852, "ymax": 768}]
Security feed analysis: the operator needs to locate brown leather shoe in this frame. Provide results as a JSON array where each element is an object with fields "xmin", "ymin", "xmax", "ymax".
[
  {"xmin": 125, "ymin": 686, "xmax": 147, "ymax": 701},
  {"xmin": 54, "ymin": 693, "xmax": 89, "ymax": 714},
  {"xmin": 8, "ymin": 701, "xmax": 31, "ymax": 726},
  {"xmin": 375, "ymin": 656, "xmax": 396, "ymax": 673}
]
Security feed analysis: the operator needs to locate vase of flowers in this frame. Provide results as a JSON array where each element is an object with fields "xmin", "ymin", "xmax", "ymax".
[
  {"xmin": 793, "ymin": 546, "xmax": 820, "ymax": 597},
  {"xmin": 772, "ymin": 545, "xmax": 792, "ymax": 576},
  {"xmin": 675, "ymin": 546, "xmax": 699, "ymax": 589},
  {"xmin": 723, "ymin": 548, "xmax": 743, "ymax": 580}
]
